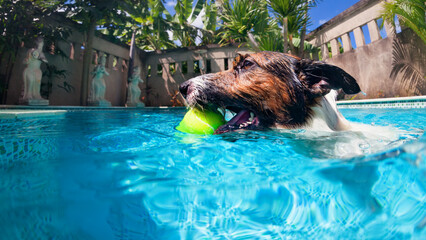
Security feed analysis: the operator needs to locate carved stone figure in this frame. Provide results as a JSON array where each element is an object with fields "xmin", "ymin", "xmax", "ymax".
[
  {"xmin": 88, "ymin": 54, "xmax": 111, "ymax": 106},
  {"xmin": 126, "ymin": 66, "xmax": 145, "ymax": 107},
  {"xmin": 20, "ymin": 37, "xmax": 49, "ymax": 105}
]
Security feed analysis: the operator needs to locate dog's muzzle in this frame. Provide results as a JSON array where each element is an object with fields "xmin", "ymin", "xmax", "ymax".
[{"xmin": 179, "ymin": 77, "xmax": 262, "ymax": 134}]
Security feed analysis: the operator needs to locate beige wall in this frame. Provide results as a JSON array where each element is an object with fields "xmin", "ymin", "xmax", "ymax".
[
  {"xmin": 306, "ymin": 0, "xmax": 425, "ymax": 99},
  {"xmin": 6, "ymin": 29, "xmax": 249, "ymax": 107},
  {"xmin": 6, "ymin": 24, "xmax": 136, "ymax": 106}
]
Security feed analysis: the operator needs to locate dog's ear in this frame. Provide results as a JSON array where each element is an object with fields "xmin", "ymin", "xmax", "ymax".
[{"xmin": 296, "ymin": 59, "xmax": 360, "ymax": 97}]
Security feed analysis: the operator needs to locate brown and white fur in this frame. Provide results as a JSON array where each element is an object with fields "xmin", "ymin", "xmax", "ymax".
[{"xmin": 179, "ymin": 51, "xmax": 361, "ymax": 134}]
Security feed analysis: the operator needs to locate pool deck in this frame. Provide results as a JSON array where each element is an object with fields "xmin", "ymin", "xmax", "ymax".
[
  {"xmin": 0, "ymin": 110, "xmax": 68, "ymax": 119},
  {"xmin": 0, "ymin": 96, "xmax": 424, "ymax": 119}
]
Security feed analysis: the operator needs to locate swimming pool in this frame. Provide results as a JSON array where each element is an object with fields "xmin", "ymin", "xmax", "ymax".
[{"xmin": 0, "ymin": 107, "xmax": 425, "ymax": 239}]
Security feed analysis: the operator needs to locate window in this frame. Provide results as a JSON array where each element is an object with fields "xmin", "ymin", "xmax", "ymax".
[
  {"xmin": 224, "ymin": 58, "xmax": 229, "ymax": 70},
  {"xmin": 157, "ymin": 64, "xmax": 163, "ymax": 76},
  {"xmin": 361, "ymin": 24, "xmax": 371, "ymax": 44},
  {"xmin": 194, "ymin": 60, "xmax": 200, "ymax": 73},
  {"xmin": 394, "ymin": 15, "xmax": 402, "ymax": 33},
  {"xmin": 348, "ymin": 31, "xmax": 357, "ymax": 49},
  {"xmin": 169, "ymin": 62, "xmax": 176, "ymax": 75},
  {"xmin": 375, "ymin": 18, "xmax": 387, "ymax": 39},
  {"xmin": 112, "ymin": 57, "xmax": 118, "ymax": 70},
  {"xmin": 206, "ymin": 59, "xmax": 212, "ymax": 73},
  {"xmin": 336, "ymin": 37, "xmax": 344, "ymax": 53}
]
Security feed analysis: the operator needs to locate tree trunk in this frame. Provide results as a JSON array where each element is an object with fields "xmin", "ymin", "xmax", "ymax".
[
  {"xmin": 128, "ymin": 32, "xmax": 136, "ymax": 78},
  {"xmin": 283, "ymin": 17, "xmax": 288, "ymax": 53},
  {"xmin": 299, "ymin": 26, "xmax": 306, "ymax": 58},
  {"xmin": 289, "ymin": 34, "xmax": 296, "ymax": 54},
  {"xmin": 299, "ymin": 9, "xmax": 308, "ymax": 58},
  {"xmin": 80, "ymin": 16, "xmax": 97, "ymax": 106},
  {"xmin": 247, "ymin": 32, "xmax": 260, "ymax": 51}
]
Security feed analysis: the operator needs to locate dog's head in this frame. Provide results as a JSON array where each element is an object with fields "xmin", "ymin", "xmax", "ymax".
[{"xmin": 179, "ymin": 51, "xmax": 360, "ymax": 134}]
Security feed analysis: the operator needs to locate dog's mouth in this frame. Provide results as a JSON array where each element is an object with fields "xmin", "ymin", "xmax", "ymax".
[{"xmin": 214, "ymin": 107, "xmax": 261, "ymax": 134}]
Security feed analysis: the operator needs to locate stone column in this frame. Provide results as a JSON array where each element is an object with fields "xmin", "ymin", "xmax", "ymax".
[
  {"xmin": 341, "ymin": 33, "xmax": 352, "ymax": 52},
  {"xmin": 367, "ymin": 20, "xmax": 381, "ymax": 42},
  {"xmin": 175, "ymin": 62, "xmax": 182, "ymax": 75},
  {"xmin": 321, "ymin": 43, "xmax": 329, "ymax": 60},
  {"xmin": 384, "ymin": 20, "xmax": 395, "ymax": 38},
  {"xmin": 212, "ymin": 58, "xmax": 224, "ymax": 72},
  {"xmin": 330, "ymin": 38, "xmax": 340, "ymax": 57},
  {"xmin": 187, "ymin": 60, "xmax": 194, "ymax": 74},
  {"xmin": 353, "ymin": 27, "xmax": 366, "ymax": 48},
  {"xmin": 228, "ymin": 58, "xmax": 234, "ymax": 69}
]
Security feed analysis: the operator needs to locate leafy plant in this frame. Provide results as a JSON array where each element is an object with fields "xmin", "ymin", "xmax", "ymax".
[
  {"xmin": 390, "ymin": 37, "xmax": 426, "ymax": 95},
  {"xmin": 381, "ymin": 0, "xmax": 426, "ymax": 44}
]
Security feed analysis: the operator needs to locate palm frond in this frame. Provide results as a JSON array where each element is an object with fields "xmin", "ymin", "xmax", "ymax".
[{"xmin": 390, "ymin": 37, "xmax": 426, "ymax": 95}]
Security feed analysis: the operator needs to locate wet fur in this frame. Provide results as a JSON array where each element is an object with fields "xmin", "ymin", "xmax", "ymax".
[{"xmin": 180, "ymin": 51, "xmax": 360, "ymax": 131}]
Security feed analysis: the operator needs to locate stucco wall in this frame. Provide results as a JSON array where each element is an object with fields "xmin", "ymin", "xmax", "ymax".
[
  {"xmin": 6, "ymin": 21, "xmax": 136, "ymax": 106},
  {"xmin": 325, "ymin": 29, "xmax": 425, "ymax": 99},
  {"xmin": 307, "ymin": 0, "xmax": 425, "ymax": 99}
]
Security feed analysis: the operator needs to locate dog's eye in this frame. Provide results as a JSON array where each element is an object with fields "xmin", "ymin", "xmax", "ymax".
[{"xmin": 242, "ymin": 60, "xmax": 254, "ymax": 68}]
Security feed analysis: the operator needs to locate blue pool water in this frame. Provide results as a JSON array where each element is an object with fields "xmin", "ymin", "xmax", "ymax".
[{"xmin": 0, "ymin": 108, "xmax": 425, "ymax": 239}]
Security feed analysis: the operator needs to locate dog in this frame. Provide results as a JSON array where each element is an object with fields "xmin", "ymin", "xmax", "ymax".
[{"xmin": 179, "ymin": 51, "xmax": 361, "ymax": 134}]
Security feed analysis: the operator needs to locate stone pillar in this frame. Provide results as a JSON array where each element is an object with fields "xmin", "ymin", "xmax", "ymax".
[
  {"xmin": 384, "ymin": 20, "xmax": 395, "ymax": 38},
  {"xmin": 162, "ymin": 63, "xmax": 169, "ymax": 81},
  {"xmin": 353, "ymin": 27, "xmax": 366, "ymax": 48},
  {"xmin": 188, "ymin": 60, "xmax": 194, "ymax": 74},
  {"xmin": 367, "ymin": 20, "xmax": 381, "ymax": 42},
  {"xmin": 228, "ymin": 58, "xmax": 234, "ymax": 69},
  {"xmin": 341, "ymin": 33, "xmax": 352, "ymax": 52},
  {"xmin": 212, "ymin": 58, "xmax": 224, "ymax": 72},
  {"xmin": 330, "ymin": 38, "xmax": 340, "ymax": 57},
  {"xmin": 321, "ymin": 43, "xmax": 329, "ymax": 60},
  {"xmin": 175, "ymin": 62, "xmax": 181, "ymax": 75},
  {"xmin": 116, "ymin": 57, "xmax": 122, "ymax": 71}
]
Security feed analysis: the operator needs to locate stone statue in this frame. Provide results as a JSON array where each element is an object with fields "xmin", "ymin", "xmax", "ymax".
[
  {"xmin": 21, "ymin": 37, "xmax": 49, "ymax": 105},
  {"xmin": 88, "ymin": 54, "xmax": 111, "ymax": 106},
  {"xmin": 126, "ymin": 66, "xmax": 145, "ymax": 107}
]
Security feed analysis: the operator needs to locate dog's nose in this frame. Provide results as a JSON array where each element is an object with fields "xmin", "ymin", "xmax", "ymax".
[{"xmin": 179, "ymin": 81, "xmax": 192, "ymax": 98}]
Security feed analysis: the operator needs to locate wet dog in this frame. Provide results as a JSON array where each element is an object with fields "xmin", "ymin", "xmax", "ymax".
[{"xmin": 179, "ymin": 51, "xmax": 360, "ymax": 134}]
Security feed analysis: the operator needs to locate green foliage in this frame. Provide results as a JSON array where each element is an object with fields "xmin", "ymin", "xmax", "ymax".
[
  {"xmin": 381, "ymin": 0, "xmax": 426, "ymax": 44},
  {"xmin": 0, "ymin": 0, "xmax": 69, "ymax": 57},
  {"xmin": 218, "ymin": 0, "xmax": 272, "ymax": 45},
  {"xmin": 390, "ymin": 37, "xmax": 426, "ymax": 95},
  {"xmin": 171, "ymin": 0, "xmax": 205, "ymax": 47}
]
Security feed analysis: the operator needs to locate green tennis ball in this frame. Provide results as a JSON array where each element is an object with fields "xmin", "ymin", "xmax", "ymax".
[{"xmin": 176, "ymin": 108, "xmax": 226, "ymax": 135}]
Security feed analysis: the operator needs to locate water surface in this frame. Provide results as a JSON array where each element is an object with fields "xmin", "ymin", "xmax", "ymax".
[{"xmin": 0, "ymin": 108, "xmax": 425, "ymax": 239}]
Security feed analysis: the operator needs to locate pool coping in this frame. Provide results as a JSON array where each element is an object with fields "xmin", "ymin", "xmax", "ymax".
[
  {"xmin": 337, "ymin": 95, "xmax": 426, "ymax": 109},
  {"xmin": 0, "ymin": 95, "xmax": 425, "ymax": 119}
]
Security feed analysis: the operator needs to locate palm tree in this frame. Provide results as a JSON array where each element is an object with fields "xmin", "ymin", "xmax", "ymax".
[
  {"xmin": 218, "ymin": 0, "xmax": 271, "ymax": 45},
  {"xmin": 380, "ymin": 0, "xmax": 426, "ymax": 44},
  {"xmin": 171, "ymin": 0, "xmax": 205, "ymax": 47},
  {"xmin": 267, "ymin": 0, "xmax": 307, "ymax": 53}
]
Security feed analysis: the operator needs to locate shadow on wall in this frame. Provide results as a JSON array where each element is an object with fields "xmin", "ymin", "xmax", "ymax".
[{"xmin": 391, "ymin": 30, "xmax": 426, "ymax": 96}]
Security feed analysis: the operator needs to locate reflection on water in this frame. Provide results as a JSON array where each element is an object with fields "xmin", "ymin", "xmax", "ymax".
[{"xmin": 0, "ymin": 109, "xmax": 425, "ymax": 239}]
